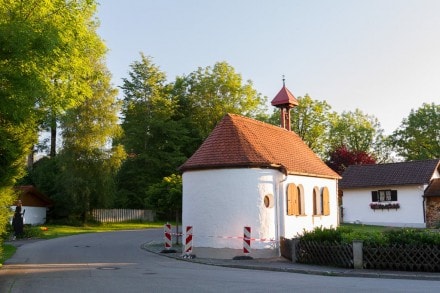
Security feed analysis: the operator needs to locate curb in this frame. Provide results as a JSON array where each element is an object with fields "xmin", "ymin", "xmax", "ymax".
[{"xmin": 141, "ymin": 241, "xmax": 440, "ymax": 281}]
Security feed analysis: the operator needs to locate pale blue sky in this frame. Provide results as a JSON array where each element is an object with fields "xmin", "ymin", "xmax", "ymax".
[{"xmin": 97, "ymin": 0, "xmax": 440, "ymax": 134}]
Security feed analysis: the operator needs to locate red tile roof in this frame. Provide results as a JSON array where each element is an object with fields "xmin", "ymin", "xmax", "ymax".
[
  {"xmin": 271, "ymin": 86, "xmax": 299, "ymax": 107},
  {"xmin": 179, "ymin": 114, "xmax": 340, "ymax": 179},
  {"xmin": 339, "ymin": 159, "xmax": 440, "ymax": 189}
]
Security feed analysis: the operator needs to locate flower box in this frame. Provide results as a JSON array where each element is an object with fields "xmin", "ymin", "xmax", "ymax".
[{"xmin": 370, "ymin": 202, "xmax": 400, "ymax": 210}]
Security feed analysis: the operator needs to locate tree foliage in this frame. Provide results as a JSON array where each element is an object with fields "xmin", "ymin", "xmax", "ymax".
[
  {"xmin": 290, "ymin": 95, "xmax": 333, "ymax": 158},
  {"xmin": 54, "ymin": 64, "xmax": 125, "ymax": 221},
  {"xmin": 174, "ymin": 61, "xmax": 267, "ymax": 140},
  {"xmin": 390, "ymin": 103, "xmax": 440, "ymax": 160},
  {"xmin": 117, "ymin": 54, "xmax": 188, "ymax": 209},
  {"xmin": 0, "ymin": 0, "xmax": 105, "ymax": 237},
  {"xmin": 326, "ymin": 145, "xmax": 376, "ymax": 175}
]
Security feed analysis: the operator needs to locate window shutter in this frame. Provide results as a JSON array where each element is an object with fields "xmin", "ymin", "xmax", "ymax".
[
  {"xmin": 322, "ymin": 187, "xmax": 330, "ymax": 216},
  {"xmin": 293, "ymin": 187, "xmax": 299, "ymax": 215},
  {"xmin": 313, "ymin": 189, "xmax": 317, "ymax": 215},
  {"xmin": 287, "ymin": 184, "xmax": 298, "ymax": 215},
  {"xmin": 371, "ymin": 191, "xmax": 378, "ymax": 202},
  {"xmin": 391, "ymin": 190, "xmax": 398, "ymax": 201}
]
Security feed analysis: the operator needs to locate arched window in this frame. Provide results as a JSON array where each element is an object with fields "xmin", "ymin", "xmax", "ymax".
[
  {"xmin": 322, "ymin": 187, "xmax": 330, "ymax": 216},
  {"xmin": 313, "ymin": 186, "xmax": 321, "ymax": 215},
  {"xmin": 287, "ymin": 183, "xmax": 300, "ymax": 216}
]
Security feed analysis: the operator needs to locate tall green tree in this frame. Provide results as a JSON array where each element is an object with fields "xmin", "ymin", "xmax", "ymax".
[
  {"xmin": 390, "ymin": 103, "xmax": 440, "ymax": 160},
  {"xmin": 327, "ymin": 109, "xmax": 391, "ymax": 162},
  {"xmin": 174, "ymin": 62, "xmax": 267, "ymax": 141},
  {"xmin": 55, "ymin": 64, "xmax": 125, "ymax": 222},
  {"xmin": 0, "ymin": 0, "xmax": 105, "ymax": 240},
  {"xmin": 117, "ymin": 54, "xmax": 188, "ymax": 209},
  {"xmin": 290, "ymin": 95, "xmax": 333, "ymax": 158}
]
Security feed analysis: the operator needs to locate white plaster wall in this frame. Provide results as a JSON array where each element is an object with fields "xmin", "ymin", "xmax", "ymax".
[
  {"xmin": 281, "ymin": 176, "xmax": 339, "ymax": 238},
  {"xmin": 182, "ymin": 168, "xmax": 279, "ymax": 254},
  {"xmin": 342, "ymin": 185, "xmax": 426, "ymax": 228},
  {"xmin": 11, "ymin": 206, "xmax": 47, "ymax": 225}
]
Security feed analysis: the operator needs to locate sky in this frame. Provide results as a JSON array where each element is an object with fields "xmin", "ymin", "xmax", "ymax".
[{"xmin": 96, "ymin": 0, "xmax": 440, "ymax": 134}]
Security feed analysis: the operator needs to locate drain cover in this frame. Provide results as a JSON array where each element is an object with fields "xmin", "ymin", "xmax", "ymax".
[{"xmin": 97, "ymin": 267, "xmax": 120, "ymax": 270}]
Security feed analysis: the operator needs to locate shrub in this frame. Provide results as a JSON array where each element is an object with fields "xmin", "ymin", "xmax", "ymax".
[
  {"xmin": 299, "ymin": 226, "xmax": 440, "ymax": 246},
  {"xmin": 300, "ymin": 226, "xmax": 343, "ymax": 243}
]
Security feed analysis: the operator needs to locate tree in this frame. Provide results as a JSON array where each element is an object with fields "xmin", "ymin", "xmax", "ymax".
[
  {"xmin": 290, "ymin": 95, "xmax": 333, "ymax": 158},
  {"xmin": 0, "ymin": 0, "xmax": 105, "ymax": 241},
  {"xmin": 327, "ymin": 109, "xmax": 392, "ymax": 162},
  {"xmin": 326, "ymin": 145, "xmax": 376, "ymax": 175},
  {"xmin": 117, "ymin": 54, "xmax": 188, "ymax": 208},
  {"xmin": 174, "ymin": 61, "xmax": 267, "ymax": 141},
  {"xmin": 390, "ymin": 103, "xmax": 440, "ymax": 160},
  {"xmin": 55, "ymin": 64, "xmax": 125, "ymax": 222},
  {"xmin": 145, "ymin": 174, "xmax": 182, "ymax": 241}
]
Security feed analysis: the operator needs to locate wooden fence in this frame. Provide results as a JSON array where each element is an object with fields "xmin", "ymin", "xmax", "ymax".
[
  {"xmin": 91, "ymin": 209, "xmax": 155, "ymax": 222},
  {"xmin": 281, "ymin": 238, "xmax": 440, "ymax": 272}
]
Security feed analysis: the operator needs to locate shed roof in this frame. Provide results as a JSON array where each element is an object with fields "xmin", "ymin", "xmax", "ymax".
[
  {"xmin": 339, "ymin": 159, "xmax": 440, "ymax": 189},
  {"xmin": 16, "ymin": 185, "xmax": 53, "ymax": 207},
  {"xmin": 179, "ymin": 113, "xmax": 340, "ymax": 179}
]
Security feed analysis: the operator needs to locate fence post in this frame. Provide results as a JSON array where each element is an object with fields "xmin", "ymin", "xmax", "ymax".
[
  {"xmin": 353, "ymin": 240, "xmax": 363, "ymax": 269},
  {"xmin": 291, "ymin": 238, "xmax": 300, "ymax": 263}
]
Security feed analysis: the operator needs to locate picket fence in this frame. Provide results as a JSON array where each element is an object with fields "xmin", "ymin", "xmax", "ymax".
[{"xmin": 91, "ymin": 209, "xmax": 155, "ymax": 222}]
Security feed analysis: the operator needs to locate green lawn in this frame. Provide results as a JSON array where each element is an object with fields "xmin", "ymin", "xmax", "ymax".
[
  {"xmin": 37, "ymin": 221, "xmax": 165, "ymax": 239},
  {"xmin": 340, "ymin": 223, "xmax": 393, "ymax": 233}
]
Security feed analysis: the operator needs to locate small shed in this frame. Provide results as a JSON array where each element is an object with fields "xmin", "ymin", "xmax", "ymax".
[{"xmin": 13, "ymin": 185, "xmax": 53, "ymax": 225}]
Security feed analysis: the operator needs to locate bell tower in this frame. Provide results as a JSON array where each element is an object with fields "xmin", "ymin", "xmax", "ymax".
[{"xmin": 270, "ymin": 77, "xmax": 298, "ymax": 131}]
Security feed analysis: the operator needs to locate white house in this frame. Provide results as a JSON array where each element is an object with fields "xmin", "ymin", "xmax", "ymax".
[
  {"xmin": 12, "ymin": 185, "xmax": 53, "ymax": 225},
  {"xmin": 179, "ymin": 84, "xmax": 340, "ymax": 259},
  {"xmin": 340, "ymin": 160, "xmax": 440, "ymax": 228}
]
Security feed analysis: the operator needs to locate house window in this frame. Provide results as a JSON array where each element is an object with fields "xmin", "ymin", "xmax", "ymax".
[
  {"xmin": 322, "ymin": 187, "xmax": 330, "ymax": 216},
  {"xmin": 371, "ymin": 190, "xmax": 397, "ymax": 202},
  {"xmin": 287, "ymin": 183, "xmax": 301, "ymax": 216},
  {"xmin": 313, "ymin": 186, "xmax": 322, "ymax": 215}
]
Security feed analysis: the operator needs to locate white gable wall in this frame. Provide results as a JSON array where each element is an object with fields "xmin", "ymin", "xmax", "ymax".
[
  {"xmin": 10, "ymin": 206, "xmax": 48, "ymax": 225},
  {"xmin": 281, "ymin": 175, "xmax": 339, "ymax": 238},
  {"xmin": 342, "ymin": 185, "xmax": 426, "ymax": 228}
]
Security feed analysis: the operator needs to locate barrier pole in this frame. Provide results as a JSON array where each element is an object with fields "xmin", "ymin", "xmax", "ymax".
[
  {"xmin": 184, "ymin": 226, "xmax": 193, "ymax": 254},
  {"xmin": 243, "ymin": 226, "xmax": 251, "ymax": 255},
  {"xmin": 164, "ymin": 223, "xmax": 172, "ymax": 250}
]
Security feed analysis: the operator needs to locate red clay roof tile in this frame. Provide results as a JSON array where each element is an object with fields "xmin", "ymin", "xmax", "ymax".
[{"xmin": 179, "ymin": 114, "xmax": 340, "ymax": 179}]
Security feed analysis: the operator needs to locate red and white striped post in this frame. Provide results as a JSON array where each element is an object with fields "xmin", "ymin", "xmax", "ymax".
[
  {"xmin": 164, "ymin": 223, "xmax": 172, "ymax": 250},
  {"xmin": 243, "ymin": 226, "xmax": 251, "ymax": 255},
  {"xmin": 184, "ymin": 226, "xmax": 193, "ymax": 254}
]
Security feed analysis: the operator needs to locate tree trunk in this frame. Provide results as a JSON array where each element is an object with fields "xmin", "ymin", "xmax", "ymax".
[{"xmin": 50, "ymin": 115, "xmax": 57, "ymax": 157}]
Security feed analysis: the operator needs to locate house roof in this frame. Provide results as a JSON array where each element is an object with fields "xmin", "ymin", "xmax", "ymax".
[
  {"xmin": 425, "ymin": 178, "xmax": 440, "ymax": 197},
  {"xmin": 339, "ymin": 159, "xmax": 440, "ymax": 189},
  {"xmin": 179, "ymin": 113, "xmax": 340, "ymax": 179},
  {"xmin": 16, "ymin": 185, "xmax": 53, "ymax": 207},
  {"xmin": 271, "ymin": 85, "xmax": 299, "ymax": 108}
]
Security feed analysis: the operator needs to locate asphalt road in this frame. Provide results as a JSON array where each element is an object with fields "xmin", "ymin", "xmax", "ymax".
[{"xmin": 0, "ymin": 229, "xmax": 439, "ymax": 293}]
